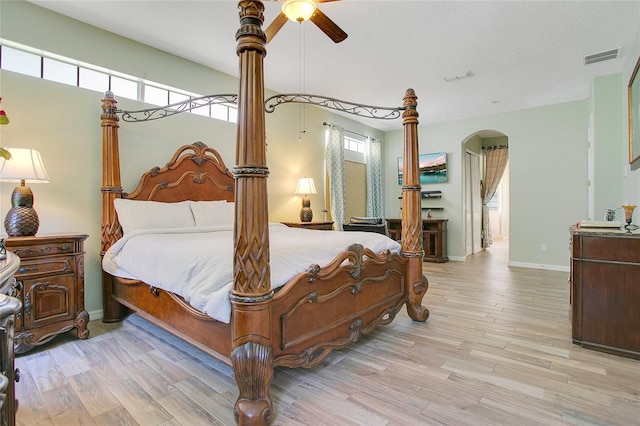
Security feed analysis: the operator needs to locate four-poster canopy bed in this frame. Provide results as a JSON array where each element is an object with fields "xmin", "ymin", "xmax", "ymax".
[{"xmin": 100, "ymin": 1, "xmax": 428, "ymax": 424}]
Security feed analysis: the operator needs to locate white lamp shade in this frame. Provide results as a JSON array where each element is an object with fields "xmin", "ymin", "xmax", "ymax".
[
  {"xmin": 282, "ymin": 0, "xmax": 316, "ymax": 22},
  {"xmin": 0, "ymin": 147, "xmax": 50, "ymax": 183},
  {"xmin": 295, "ymin": 177, "xmax": 317, "ymax": 195}
]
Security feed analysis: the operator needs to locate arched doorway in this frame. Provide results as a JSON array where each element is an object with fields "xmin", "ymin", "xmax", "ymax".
[{"xmin": 462, "ymin": 130, "xmax": 509, "ymax": 258}]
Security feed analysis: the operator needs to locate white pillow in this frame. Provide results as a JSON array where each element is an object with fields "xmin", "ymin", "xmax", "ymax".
[
  {"xmin": 190, "ymin": 201, "xmax": 235, "ymax": 227},
  {"xmin": 114, "ymin": 199, "xmax": 195, "ymax": 234}
]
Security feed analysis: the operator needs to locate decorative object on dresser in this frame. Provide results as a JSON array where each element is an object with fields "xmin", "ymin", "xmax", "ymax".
[
  {"xmin": 5, "ymin": 234, "xmax": 89, "ymax": 354},
  {"xmin": 0, "ymin": 148, "xmax": 50, "ymax": 237},
  {"xmin": 386, "ymin": 218, "xmax": 448, "ymax": 263},
  {"xmin": 294, "ymin": 177, "xmax": 318, "ymax": 222},
  {"xmin": 570, "ymin": 226, "xmax": 639, "ymax": 359},
  {"xmin": 621, "ymin": 204, "xmax": 637, "ymax": 231},
  {"xmin": 0, "ymin": 251, "xmax": 21, "ymax": 426},
  {"xmin": 280, "ymin": 220, "xmax": 334, "ymax": 230}
]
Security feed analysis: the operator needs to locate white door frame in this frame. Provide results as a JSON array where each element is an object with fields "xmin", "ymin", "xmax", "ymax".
[{"xmin": 465, "ymin": 150, "xmax": 482, "ymax": 255}]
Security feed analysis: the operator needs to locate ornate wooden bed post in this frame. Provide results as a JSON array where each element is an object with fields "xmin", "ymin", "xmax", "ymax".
[
  {"xmin": 231, "ymin": 1, "xmax": 274, "ymax": 424},
  {"xmin": 100, "ymin": 91, "xmax": 127, "ymax": 322},
  {"xmin": 401, "ymin": 89, "xmax": 430, "ymax": 322}
]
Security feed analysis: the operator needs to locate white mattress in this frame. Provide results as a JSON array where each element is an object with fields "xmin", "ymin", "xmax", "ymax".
[{"xmin": 103, "ymin": 223, "xmax": 401, "ymax": 323}]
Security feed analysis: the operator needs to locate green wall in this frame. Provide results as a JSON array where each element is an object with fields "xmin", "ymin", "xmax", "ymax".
[{"xmin": 384, "ymin": 100, "xmax": 589, "ymax": 270}]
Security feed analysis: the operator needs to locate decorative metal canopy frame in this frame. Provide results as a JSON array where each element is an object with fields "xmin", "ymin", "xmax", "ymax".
[
  {"xmin": 113, "ymin": 92, "xmax": 405, "ymax": 122},
  {"xmin": 264, "ymin": 93, "xmax": 405, "ymax": 120},
  {"xmin": 117, "ymin": 94, "xmax": 238, "ymax": 122}
]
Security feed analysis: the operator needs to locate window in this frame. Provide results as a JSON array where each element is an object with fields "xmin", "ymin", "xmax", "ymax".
[
  {"xmin": 1, "ymin": 45, "xmax": 40, "ymax": 77},
  {"xmin": 343, "ymin": 134, "xmax": 366, "ymax": 163},
  {"xmin": 43, "ymin": 57, "xmax": 77, "ymax": 86},
  {"xmin": 0, "ymin": 41, "xmax": 237, "ymax": 124},
  {"xmin": 79, "ymin": 68, "xmax": 109, "ymax": 92},
  {"xmin": 110, "ymin": 75, "xmax": 138, "ymax": 100},
  {"xmin": 344, "ymin": 135, "xmax": 366, "ymax": 154},
  {"xmin": 144, "ymin": 84, "xmax": 169, "ymax": 106}
]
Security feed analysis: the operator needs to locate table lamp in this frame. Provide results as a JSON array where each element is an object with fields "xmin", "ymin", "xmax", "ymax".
[
  {"xmin": 0, "ymin": 147, "xmax": 50, "ymax": 236},
  {"xmin": 295, "ymin": 177, "xmax": 317, "ymax": 222}
]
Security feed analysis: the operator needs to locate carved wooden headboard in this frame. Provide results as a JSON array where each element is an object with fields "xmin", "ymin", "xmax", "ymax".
[{"xmin": 124, "ymin": 141, "xmax": 234, "ymax": 203}]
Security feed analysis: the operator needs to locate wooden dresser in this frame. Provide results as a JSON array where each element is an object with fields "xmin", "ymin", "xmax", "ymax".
[
  {"xmin": 5, "ymin": 234, "xmax": 89, "ymax": 354},
  {"xmin": 386, "ymin": 219, "xmax": 448, "ymax": 263},
  {"xmin": 0, "ymin": 252, "xmax": 22, "ymax": 426},
  {"xmin": 570, "ymin": 226, "xmax": 639, "ymax": 359}
]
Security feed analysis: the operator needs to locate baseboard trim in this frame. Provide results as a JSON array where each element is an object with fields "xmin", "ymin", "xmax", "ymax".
[
  {"xmin": 89, "ymin": 309, "xmax": 104, "ymax": 321},
  {"xmin": 508, "ymin": 261, "xmax": 569, "ymax": 273}
]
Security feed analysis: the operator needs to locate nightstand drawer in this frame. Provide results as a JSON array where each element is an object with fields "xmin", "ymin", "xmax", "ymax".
[
  {"xmin": 15, "ymin": 256, "xmax": 75, "ymax": 278},
  {"xmin": 8, "ymin": 240, "xmax": 76, "ymax": 259}
]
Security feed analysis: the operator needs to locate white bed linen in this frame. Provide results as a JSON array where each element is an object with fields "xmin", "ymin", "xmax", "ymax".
[{"xmin": 103, "ymin": 223, "xmax": 401, "ymax": 323}]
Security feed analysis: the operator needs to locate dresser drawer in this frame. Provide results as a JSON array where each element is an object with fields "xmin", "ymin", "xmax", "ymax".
[
  {"xmin": 15, "ymin": 256, "xmax": 75, "ymax": 278},
  {"xmin": 575, "ymin": 235, "xmax": 640, "ymax": 263},
  {"xmin": 8, "ymin": 240, "xmax": 76, "ymax": 260}
]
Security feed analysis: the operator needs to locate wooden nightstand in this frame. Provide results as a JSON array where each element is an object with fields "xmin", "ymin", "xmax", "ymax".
[
  {"xmin": 281, "ymin": 221, "xmax": 334, "ymax": 231},
  {"xmin": 5, "ymin": 234, "xmax": 89, "ymax": 354}
]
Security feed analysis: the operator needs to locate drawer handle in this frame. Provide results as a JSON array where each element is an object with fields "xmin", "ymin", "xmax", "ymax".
[
  {"xmin": 17, "ymin": 266, "xmax": 38, "ymax": 274},
  {"xmin": 24, "ymin": 293, "xmax": 31, "ymax": 319},
  {"xmin": 10, "ymin": 280, "xmax": 23, "ymax": 297},
  {"xmin": 14, "ymin": 368, "xmax": 20, "ymax": 383},
  {"xmin": 58, "ymin": 245, "xmax": 72, "ymax": 252}
]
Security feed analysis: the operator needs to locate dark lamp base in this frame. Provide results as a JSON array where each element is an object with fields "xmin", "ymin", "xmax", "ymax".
[
  {"xmin": 4, "ymin": 185, "xmax": 39, "ymax": 237},
  {"xmin": 300, "ymin": 207, "xmax": 313, "ymax": 223},
  {"xmin": 4, "ymin": 207, "xmax": 39, "ymax": 237},
  {"xmin": 300, "ymin": 195, "xmax": 313, "ymax": 222}
]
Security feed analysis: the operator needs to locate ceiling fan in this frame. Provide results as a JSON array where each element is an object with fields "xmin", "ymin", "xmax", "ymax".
[{"xmin": 264, "ymin": 0, "xmax": 348, "ymax": 44}]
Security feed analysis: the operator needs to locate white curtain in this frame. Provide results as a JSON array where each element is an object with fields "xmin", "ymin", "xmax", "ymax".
[
  {"xmin": 365, "ymin": 137, "xmax": 384, "ymax": 218},
  {"xmin": 481, "ymin": 145, "xmax": 509, "ymax": 248},
  {"xmin": 326, "ymin": 125, "xmax": 346, "ymax": 230}
]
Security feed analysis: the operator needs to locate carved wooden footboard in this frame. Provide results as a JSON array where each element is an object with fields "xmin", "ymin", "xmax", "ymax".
[{"xmin": 272, "ymin": 246, "xmax": 409, "ymax": 368}]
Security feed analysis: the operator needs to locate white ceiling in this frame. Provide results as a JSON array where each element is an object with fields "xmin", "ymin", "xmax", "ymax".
[{"xmin": 28, "ymin": 0, "xmax": 640, "ymax": 131}]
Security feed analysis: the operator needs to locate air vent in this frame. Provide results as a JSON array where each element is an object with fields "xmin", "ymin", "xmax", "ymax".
[
  {"xmin": 444, "ymin": 71, "xmax": 474, "ymax": 82},
  {"xmin": 584, "ymin": 48, "xmax": 619, "ymax": 65}
]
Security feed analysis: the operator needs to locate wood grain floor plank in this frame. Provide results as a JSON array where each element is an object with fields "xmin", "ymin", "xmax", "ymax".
[
  {"xmin": 107, "ymin": 378, "xmax": 174, "ymax": 425},
  {"xmin": 67, "ymin": 370, "xmax": 122, "ymax": 417}
]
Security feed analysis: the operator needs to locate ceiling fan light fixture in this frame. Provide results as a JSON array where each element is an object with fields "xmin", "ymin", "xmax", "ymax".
[{"xmin": 282, "ymin": 0, "xmax": 317, "ymax": 23}]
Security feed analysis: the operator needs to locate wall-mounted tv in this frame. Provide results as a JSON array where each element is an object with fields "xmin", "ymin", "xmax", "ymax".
[{"xmin": 398, "ymin": 152, "xmax": 447, "ymax": 185}]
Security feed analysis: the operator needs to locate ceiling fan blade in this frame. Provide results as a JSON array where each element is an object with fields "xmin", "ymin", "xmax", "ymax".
[
  {"xmin": 265, "ymin": 12, "xmax": 288, "ymax": 43},
  {"xmin": 310, "ymin": 7, "xmax": 348, "ymax": 43}
]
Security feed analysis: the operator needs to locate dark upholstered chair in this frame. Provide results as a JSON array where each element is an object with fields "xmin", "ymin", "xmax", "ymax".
[{"xmin": 342, "ymin": 217, "xmax": 387, "ymax": 235}]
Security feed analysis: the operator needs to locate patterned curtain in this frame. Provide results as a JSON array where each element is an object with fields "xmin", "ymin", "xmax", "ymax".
[
  {"xmin": 326, "ymin": 125, "xmax": 346, "ymax": 230},
  {"xmin": 365, "ymin": 137, "xmax": 384, "ymax": 218},
  {"xmin": 481, "ymin": 145, "xmax": 509, "ymax": 248}
]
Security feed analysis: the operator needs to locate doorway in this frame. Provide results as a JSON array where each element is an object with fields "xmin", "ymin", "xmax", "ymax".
[{"xmin": 463, "ymin": 131, "xmax": 509, "ymax": 259}]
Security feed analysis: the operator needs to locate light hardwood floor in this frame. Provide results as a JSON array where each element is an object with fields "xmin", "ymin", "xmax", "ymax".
[{"xmin": 14, "ymin": 240, "xmax": 640, "ymax": 425}]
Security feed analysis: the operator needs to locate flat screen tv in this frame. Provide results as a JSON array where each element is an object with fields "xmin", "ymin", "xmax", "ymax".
[{"xmin": 398, "ymin": 152, "xmax": 447, "ymax": 185}]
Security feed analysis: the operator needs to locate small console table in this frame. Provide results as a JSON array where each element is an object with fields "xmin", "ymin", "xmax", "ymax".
[
  {"xmin": 386, "ymin": 219, "xmax": 448, "ymax": 263},
  {"xmin": 570, "ymin": 226, "xmax": 640, "ymax": 359}
]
